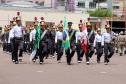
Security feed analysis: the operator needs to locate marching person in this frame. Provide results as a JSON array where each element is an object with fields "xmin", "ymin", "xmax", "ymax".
[
  {"xmin": 93, "ymin": 28, "xmax": 103, "ymax": 64},
  {"xmin": 118, "ymin": 31, "xmax": 126, "ymax": 56},
  {"xmin": 6, "ymin": 25, "xmax": 11, "ymax": 52},
  {"xmin": 38, "ymin": 17, "xmax": 49, "ymax": 64},
  {"xmin": 75, "ymin": 22, "xmax": 84, "ymax": 63},
  {"xmin": 55, "ymin": 23, "xmax": 64, "ymax": 63},
  {"xmin": 102, "ymin": 25, "xmax": 114, "ymax": 65},
  {"xmin": 10, "ymin": 13, "xmax": 25, "ymax": 64},
  {"xmin": 29, "ymin": 17, "xmax": 38, "ymax": 62},
  {"xmin": 8, "ymin": 20, "xmax": 17, "ymax": 62},
  {"xmin": 86, "ymin": 21, "xmax": 95, "ymax": 64},
  {"xmin": 48, "ymin": 26, "xmax": 56, "ymax": 58},
  {"xmin": 3, "ymin": 26, "xmax": 9, "ymax": 52},
  {"xmin": 65, "ymin": 22, "xmax": 76, "ymax": 65}
]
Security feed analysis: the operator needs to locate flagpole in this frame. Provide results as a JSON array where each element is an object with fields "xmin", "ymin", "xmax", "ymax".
[{"xmin": 111, "ymin": 0, "xmax": 113, "ymax": 30}]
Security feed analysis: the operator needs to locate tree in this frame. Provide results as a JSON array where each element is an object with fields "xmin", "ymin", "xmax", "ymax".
[{"xmin": 88, "ymin": 8, "xmax": 112, "ymax": 17}]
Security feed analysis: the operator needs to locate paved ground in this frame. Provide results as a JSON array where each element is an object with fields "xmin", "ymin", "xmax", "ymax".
[{"xmin": 0, "ymin": 48, "xmax": 126, "ymax": 84}]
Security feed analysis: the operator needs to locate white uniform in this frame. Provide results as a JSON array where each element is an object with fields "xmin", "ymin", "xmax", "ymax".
[
  {"xmin": 93, "ymin": 34, "xmax": 102, "ymax": 47},
  {"xmin": 30, "ymin": 29, "xmax": 36, "ymax": 42},
  {"xmin": 102, "ymin": 31, "xmax": 114, "ymax": 64},
  {"xmin": 8, "ymin": 29, "xmax": 14, "ymax": 43},
  {"xmin": 102, "ymin": 32, "xmax": 112, "ymax": 46},
  {"xmin": 75, "ymin": 30, "xmax": 83, "ymax": 43},
  {"xmin": 11, "ymin": 25, "xmax": 24, "ymax": 38},
  {"xmin": 55, "ymin": 31, "xmax": 63, "ymax": 43}
]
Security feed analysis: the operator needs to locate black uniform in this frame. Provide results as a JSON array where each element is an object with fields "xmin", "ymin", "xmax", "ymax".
[
  {"xmin": 66, "ymin": 29, "xmax": 76, "ymax": 65},
  {"xmin": 38, "ymin": 28, "xmax": 49, "ymax": 63}
]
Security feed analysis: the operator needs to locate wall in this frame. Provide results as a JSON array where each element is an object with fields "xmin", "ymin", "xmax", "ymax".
[{"xmin": 0, "ymin": 9, "xmax": 89, "ymax": 31}]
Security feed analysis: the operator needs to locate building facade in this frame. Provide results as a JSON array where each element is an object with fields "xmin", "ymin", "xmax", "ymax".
[{"xmin": 0, "ymin": 0, "xmax": 98, "ymax": 12}]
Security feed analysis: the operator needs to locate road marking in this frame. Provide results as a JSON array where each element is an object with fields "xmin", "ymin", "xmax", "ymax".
[
  {"xmin": 36, "ymin": 71, "xmax": 44, "ymax": 73},
  {"xmin": 100, "ymin": 72, "xmax": 107, "ymax": 74}
]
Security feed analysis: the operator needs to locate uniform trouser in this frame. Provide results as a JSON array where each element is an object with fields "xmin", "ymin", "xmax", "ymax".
[
  {"xmin": 66, "ymin": 42, "xmax": 76, "ymax": 64},
  {"xmin": 29, "ymin": 41, "xmax": 35, "ymax": 53},
  {"xmin": 3, "ymin": 42, "xmax": 7, "ymax": 51},
  {"xmin": 96, "ymin": 42, "xmax": 103, "ymax": 62},
  {"xmin": 23, "ymin": 42, "xmax": 27, "ymax": 52},
  {"xmin": 56, "ymin": 40, "xmax": 63, "ymax": 61},
  {"xmin": 6, "ymin": 43, "xmax": 10, "ymax": 52},
  {"xmin": 87, "ymin": 44, "xmax": 94, "ymax": 58},
  {"xmin": 66, "ymin": 48, "xmax": 75, "ymax": 64},
  {"xmin": 38, "ymin": 41, "xmax": 48, "ymax": 62},
  {"xmin": 13, "ymin": 38, "xmax": 23, "ymax": 62},
  {"xmin": 10, "ymin": 39, "xmax": 14, "ymax": 61},
  {"xmin": 49, "ymin": 40, "xmax": 55, "ymax": 56},
  {"xmin": 124, "ymin": 44, "xmax": 126, "ymax": 54},
  {"xmin": 118, "ymin": 43, "xmax": 125, "ymax": 54},
  {"xmin": 76, "ymin": 41, "xmax": 84, "ymax": 61},
  {"xmin": 104, "ymin": 43, "xmax": 114, "ymax": 62}
]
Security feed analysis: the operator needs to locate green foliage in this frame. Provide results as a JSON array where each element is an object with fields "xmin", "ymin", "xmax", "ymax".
[{"xmin": 88, "ymin": 8, "xmax": 112, "ymax": 17}]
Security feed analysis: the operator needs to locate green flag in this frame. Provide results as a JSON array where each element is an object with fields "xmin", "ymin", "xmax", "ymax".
[
  {"xmin": 33, "ymin": 25, "xmax": 41, "ymax": 50},
  {"xmin": 63, "ymin": 18, "xmax": 70, "ymax": 50}
]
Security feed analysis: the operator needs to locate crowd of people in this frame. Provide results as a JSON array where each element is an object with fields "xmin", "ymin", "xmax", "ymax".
[{"xmin": 1, "ymin": 12, "xmax": 126, "ymax": 65}]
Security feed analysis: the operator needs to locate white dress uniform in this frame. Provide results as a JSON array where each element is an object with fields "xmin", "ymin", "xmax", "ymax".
[
  {"xmin": 93, "ymin": 34, "xmax": 103, "ymax": 63},
  {"xmin": 11, "ymin": 25, "xmax": 24, "ymax": 64},
  {"xmin": 30, "ymin": 29, "xmax": 36, "ymax": 42},
  {"xmin": 93, "ymin": 34, "xmax": 102, "ymax": 47},
  {"xmin": 55, "ymin": 31, "xmax": 63, "ymax": 43},
  {"xmin": 75, "ymin": 30, "xmax": 83, "ymax": 43},
  {"xmin": 8, "ymin": 29, "xmax": 14, "ymax": 44},
  {"xmin": 11, "ymin": 25, "xmax": 24, "ymax": 38},
  {"xmin": 102, "ymin": 32, "xmax": 114, "ymax": 64}
]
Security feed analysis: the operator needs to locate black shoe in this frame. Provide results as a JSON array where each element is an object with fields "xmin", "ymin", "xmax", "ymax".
[
  {"xmin": 32, "ymin": 59, "xmax": 36, "ymax": 63},
  {"xmin": 107, "ymin": 58, "xmax": 110, "ymax": 63},
  {"xmin": 19, "ymin": 59, "xmax": 22, "ymax": 62},
  {"xmin": 104, "ymin": 62, "xmax": 108, "ymax": 65},
  {"xmin": 12, "ymin": 60, "xmax": 15, "ymax": 63},
  {"xmin": 15, "ymin": 61, "xmax": 19, "ymax": 64},
  {"xmin": 124, "ymin": 50, "xmax": 126, "ymax": 54},
  {"xmin": 116, "ymin": 50, "xmax": 118, "ymax": 53},
  {"xmin": 97, "ymin": 61, "xmax": 100, "ymax": 64},
  {"xmin": 67, "ymin": 63, "xmax": 71, "ymax": 65},
  {"xmin": 39, "ymin": 62, "xmax": 43, "ymax": 64},
  {"xmin": 120, "ymin": 53, "xmax": 123, "ymax": 56},
  {"xmin": 86, "ymin": 61, "xmax": 90, "ymax": 65}
]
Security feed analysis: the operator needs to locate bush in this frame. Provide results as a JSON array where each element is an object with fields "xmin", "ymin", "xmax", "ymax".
[{"xmin": 88, "ymin": 8, "xmax": 112, "ymax": 17}]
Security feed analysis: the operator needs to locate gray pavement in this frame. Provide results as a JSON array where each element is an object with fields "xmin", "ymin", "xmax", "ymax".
[{"xmin": 0, "ymin": 48, "xmax": 126, "ymax": 84}]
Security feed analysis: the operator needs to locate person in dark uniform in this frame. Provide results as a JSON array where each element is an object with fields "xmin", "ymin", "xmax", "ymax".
[
  {"xmin": 6, "ymin": 25, "xmax": 11, "ymax": 52},
  {"xmin": 23, "ymin": 30, "xmax": 30, "ymax": 52},
  {"xmin": 102, "ymin": 25, "xmax": 114, "ymax": 65},
  {"xmin": 38, "ymin": 17, "xmax": 49, "ymax": 64},
  {"xmin": 93, "ymin": 28, "xmax": 103, "ymax": 64},
  {"xmin": 86, "ymin": 21, "xmax": 95, "ymax": 64},
  {"xmin": 65, "ymin": 22, "xmax": 76, "ymax": 65},
  {"xmin": 48, "ymin": 26, "xmax": 56, "ymax": 58}
]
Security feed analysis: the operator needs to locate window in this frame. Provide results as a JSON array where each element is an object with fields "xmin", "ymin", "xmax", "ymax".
[
  {"xmin": 89, "ymin": 2, "xmax": 96, "ymax": 8},
  {"xmin": 113, "ymin": 6, "xmax": 120, "ymax": 9},
  {"xmin": 77, "ymin": 2, "xmax": 85, "ymax": 8}
]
